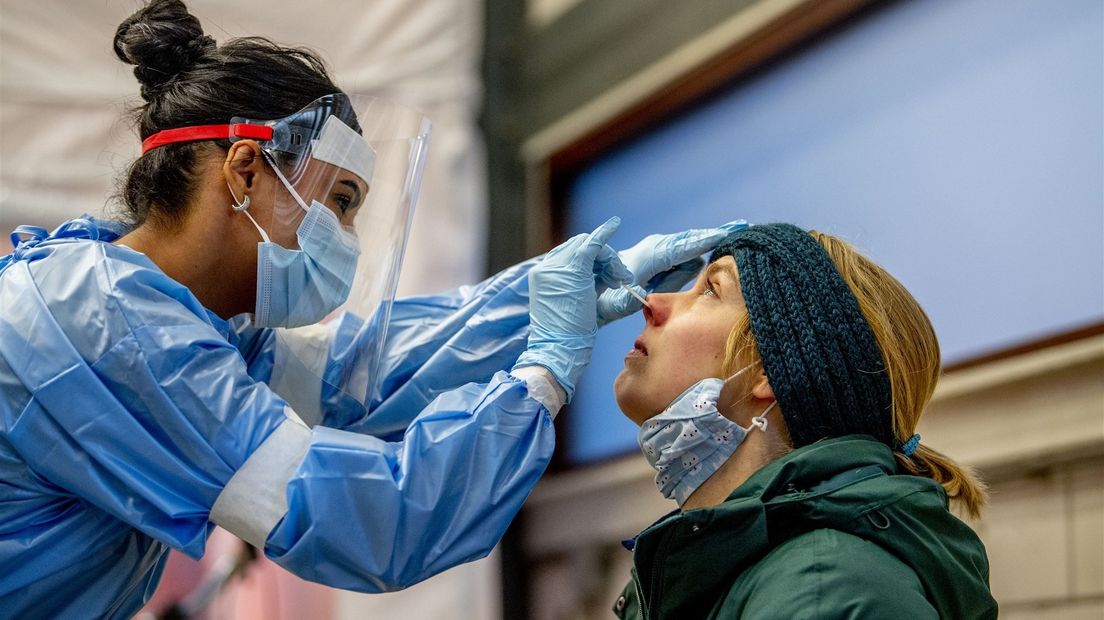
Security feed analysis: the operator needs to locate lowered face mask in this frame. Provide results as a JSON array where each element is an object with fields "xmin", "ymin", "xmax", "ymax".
[{"xmin": 638, "ymin": 364, "xmax": 777, "ymax": 507}]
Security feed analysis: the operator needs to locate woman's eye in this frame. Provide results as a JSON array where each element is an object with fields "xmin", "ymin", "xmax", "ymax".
[{"xmin": 333, "ymin": 194, "xmax": 352, "ymax": 215}]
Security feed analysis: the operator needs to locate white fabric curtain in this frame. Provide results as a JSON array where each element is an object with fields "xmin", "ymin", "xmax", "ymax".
[{"xmin": 0, "ymin": 0, "xmax": 487, "ymax": 297}]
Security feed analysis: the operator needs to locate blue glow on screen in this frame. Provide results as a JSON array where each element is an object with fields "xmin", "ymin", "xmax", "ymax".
[{"xmin": 563, "ymin": 0, "xmax": 1104, "ymax": 465}]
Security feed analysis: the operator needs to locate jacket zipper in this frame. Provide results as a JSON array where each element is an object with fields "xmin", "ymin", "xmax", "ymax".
[
  {"xmin": 639, "ymin": 528, "xmax": 676, "ymax": 620},
  {"xmin": 630, "ymin": 569, "xmax": 645, "ymax": 620}
]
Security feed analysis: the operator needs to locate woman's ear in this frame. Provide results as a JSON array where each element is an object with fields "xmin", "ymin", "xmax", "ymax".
[
  {"xmin": 223, "ymin": 140, "xmax": 263, "ymax": 197},
  {"xmin": 751, "ymin": 370, "xmax": 775, "ymax": 401}
]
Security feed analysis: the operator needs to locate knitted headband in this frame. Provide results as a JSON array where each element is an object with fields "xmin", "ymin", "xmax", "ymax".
[{"xmin": 710, "ymin": 223, "xmax": 895, "ymax": 448}]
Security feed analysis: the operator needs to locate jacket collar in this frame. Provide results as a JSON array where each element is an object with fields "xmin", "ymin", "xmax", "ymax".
[
  {"xmin": 629, "ymin": 436, "xmax": 896, "ymax": 619},
  {"xmin": 629, "ymin": 435, "xmax": 994, "ymax": 620}
]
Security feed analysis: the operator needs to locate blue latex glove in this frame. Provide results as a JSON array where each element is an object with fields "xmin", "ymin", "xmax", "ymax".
[
  {"xmin": 597, "ymin": 220, "xmax": 749, "ymax": 325},
  {"xmin": 514, "ymin": 217, "xmax": 632, "ymax": 400}
]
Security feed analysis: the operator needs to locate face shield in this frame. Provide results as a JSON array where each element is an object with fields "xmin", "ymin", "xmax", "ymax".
[{"xmin": 228, "ymin": 94, "xmax": 431, "ymax": 410}]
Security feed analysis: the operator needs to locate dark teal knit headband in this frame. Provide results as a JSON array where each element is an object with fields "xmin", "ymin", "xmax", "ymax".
[{"xmin": 711, "ymin": 223, "xmax": 895, "ymax": 449}]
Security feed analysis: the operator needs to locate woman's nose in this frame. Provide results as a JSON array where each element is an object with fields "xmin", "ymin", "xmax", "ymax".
[{"xmin": 643, "ymin": 292, "xmax": 673, "ymax": 326}]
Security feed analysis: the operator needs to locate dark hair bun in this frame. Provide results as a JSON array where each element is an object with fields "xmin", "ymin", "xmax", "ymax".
[{"xmin": 114, "ymin": 0, "xmax": 215, "ymax": 99}]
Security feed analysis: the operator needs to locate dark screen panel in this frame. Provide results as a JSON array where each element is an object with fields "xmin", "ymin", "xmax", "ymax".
[{"xmin": 563, "ymin": 0, "xmax": 1103, "ymax": 465}]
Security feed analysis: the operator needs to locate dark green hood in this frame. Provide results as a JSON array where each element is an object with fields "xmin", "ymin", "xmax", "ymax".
[{"xmin": 627, "ymin": 436, "xmax": 996, "ymax": 619}]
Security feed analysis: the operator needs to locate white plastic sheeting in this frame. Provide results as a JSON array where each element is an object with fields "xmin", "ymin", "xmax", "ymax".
[
  {"xmin": 0, "ymin": 0, "xmax": 487, "ymax": 298},
  {"xmin": 0, "ymin": 1, "xmax": 500, "ymax": 618}
]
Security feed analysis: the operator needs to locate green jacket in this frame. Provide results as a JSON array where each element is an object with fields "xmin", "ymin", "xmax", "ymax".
[{"xmin": 613, "ymin": 436, "xmax": 997, "ymax": 619}]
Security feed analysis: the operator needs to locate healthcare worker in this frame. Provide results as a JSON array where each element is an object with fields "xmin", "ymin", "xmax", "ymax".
[{"xmin": 0, "ymin": 1, "xmax": 740, "ymax": 617}]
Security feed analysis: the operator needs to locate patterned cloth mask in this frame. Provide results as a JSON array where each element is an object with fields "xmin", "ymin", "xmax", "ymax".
[{"xmin": 638, "ymin": 365, "xmax": 777, "ymax": 506}]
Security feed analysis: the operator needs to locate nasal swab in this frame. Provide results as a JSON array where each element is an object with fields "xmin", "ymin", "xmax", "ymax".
[{"xmin": 622, "ymin": 284, "xmax": 650, "ymax": 309}]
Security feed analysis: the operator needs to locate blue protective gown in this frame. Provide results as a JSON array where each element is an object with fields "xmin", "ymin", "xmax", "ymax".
[{"xmin": 0, "ymin": 217, "xmax": 552, "ymax": 618}]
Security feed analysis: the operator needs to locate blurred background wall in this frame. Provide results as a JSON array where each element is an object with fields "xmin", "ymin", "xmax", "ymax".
[{"xmin": 2, "ymin": 0, "xmax": 1102, "ymax": 619}]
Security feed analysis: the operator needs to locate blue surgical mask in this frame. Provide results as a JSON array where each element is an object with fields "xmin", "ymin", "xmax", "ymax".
[
  {"xmin": 229, "ymin": 152, "xmax": 363, "ymax": 329},
  {"xmin": 638, "ymin": 365, "xmax": 777, "ymax": 507},
  {"xmin": 250, "ymin": 201, "xmax": 361, "ymax": 328}
]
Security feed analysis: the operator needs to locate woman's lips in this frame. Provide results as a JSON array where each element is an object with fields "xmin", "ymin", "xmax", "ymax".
[{"xmin": 626, "ymin": 338, "xmax": 648, "ymax": 359}]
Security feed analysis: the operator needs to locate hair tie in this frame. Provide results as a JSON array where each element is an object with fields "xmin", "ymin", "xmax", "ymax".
[{"xmin": 900, "ymin": 433, "xmax": 921, "ymax": 457}]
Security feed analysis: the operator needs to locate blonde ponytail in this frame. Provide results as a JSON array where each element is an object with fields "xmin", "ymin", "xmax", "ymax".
[
  {"xmin": 810, "ymin": 230, "xmax": 989, "ymax": 517},
  {"xmin": 897, "ymin": 444, "xmax": 988, "ymax": 519}
]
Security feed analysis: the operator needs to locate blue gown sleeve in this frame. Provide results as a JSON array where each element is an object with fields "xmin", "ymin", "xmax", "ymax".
[
  {"xmin": 262, "ymin": 371, "xmax": 554, "ymax": 592},
  {"xmin": 0, "ymin": 248, "xmax": 286, "ymax": 558},
  {"xmin": 231, "ymin": 258, "xmax": 536, "ymax": 440},
  {"xmin": 2, "ymin": 245, "xmax": 554, "ymax": 593}
]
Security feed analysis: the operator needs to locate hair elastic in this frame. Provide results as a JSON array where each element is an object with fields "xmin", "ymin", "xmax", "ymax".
[{"xmin": 900, "ymin": 433, "xmax": 921, "ymax": 457}]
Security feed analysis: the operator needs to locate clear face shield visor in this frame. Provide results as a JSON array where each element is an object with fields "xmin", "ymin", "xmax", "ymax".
[{"xmin": 229, "ymin": 93, "xmax": 431, "ymax": 410}]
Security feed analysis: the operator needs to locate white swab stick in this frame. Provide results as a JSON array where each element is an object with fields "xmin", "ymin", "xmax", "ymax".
[{"xmin": 622, "ymin": 284, "xmax": 650, "ymax": 308}]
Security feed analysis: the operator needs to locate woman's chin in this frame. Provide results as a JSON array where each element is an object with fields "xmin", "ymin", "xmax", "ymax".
[{"xmin": 614, "ymin": 373, "xmax": 656, "ymax": 426}]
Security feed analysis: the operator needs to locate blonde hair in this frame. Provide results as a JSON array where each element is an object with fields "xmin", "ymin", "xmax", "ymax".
[{"xmin": 721, "ymin": 230, "xmax": 988, "ymax": 518}]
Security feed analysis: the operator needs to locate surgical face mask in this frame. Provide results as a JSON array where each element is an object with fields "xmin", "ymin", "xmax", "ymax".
[
  {"xmin": 232, "ymin": 181, "xmax": 362, "ymax": 328},
  {"xmin": 637, "ymin": 365, "xmax": 777, "ymax": 507}
]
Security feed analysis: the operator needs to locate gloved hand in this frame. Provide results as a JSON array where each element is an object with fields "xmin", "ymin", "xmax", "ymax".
[
  {"xmin": 597, "ymin": 220, "xmax": 748, "ymax": 325},
  {"xmin": 514, "ymin": 217, "xmax": 632, "ymax": 401}
]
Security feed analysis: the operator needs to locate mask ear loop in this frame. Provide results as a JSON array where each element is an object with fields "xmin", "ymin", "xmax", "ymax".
[
  {"xmin": 228, "ymin": 183, "xmax": 271, "ymax": 243},
  {"xmin": 750, "ymin": 401, "xmax": 777, "ymax": 431},
  {"xmin": 718, "ymin": 363, "xmax": 776, "ymax": 429},
  {"xmin": 719, "ymin": 363, "xmax": 756, "ymax": 414},
  {"xmin": 720, "ymin": 390, "xmax": 755, "ymax": 414},
  {"xmin": 261, "ymin": 151, "xmax": 311, "ymax": 213},
  {"xmin": 721, "ymin": 364, "xmax": 754, "ymax": 385}
]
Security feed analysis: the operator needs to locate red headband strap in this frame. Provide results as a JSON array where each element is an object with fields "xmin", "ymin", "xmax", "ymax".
[{"xmin": 141, "ymin": 123, "xmax": 274, "ymax": 154}]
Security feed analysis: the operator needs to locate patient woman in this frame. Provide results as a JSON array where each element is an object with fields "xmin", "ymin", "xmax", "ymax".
[{"xmin": 612, "ymin": 223, "xmax": 997, "ymax": 619}]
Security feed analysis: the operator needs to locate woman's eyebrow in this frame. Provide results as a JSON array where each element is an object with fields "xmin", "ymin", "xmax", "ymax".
[
  {"xmin": 338, "ymin": 179, "xmax": 364, "ymax": 206},
  {"xmin": 704, "ymin": 261, "xmax": 737, "ymax": 285}
]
